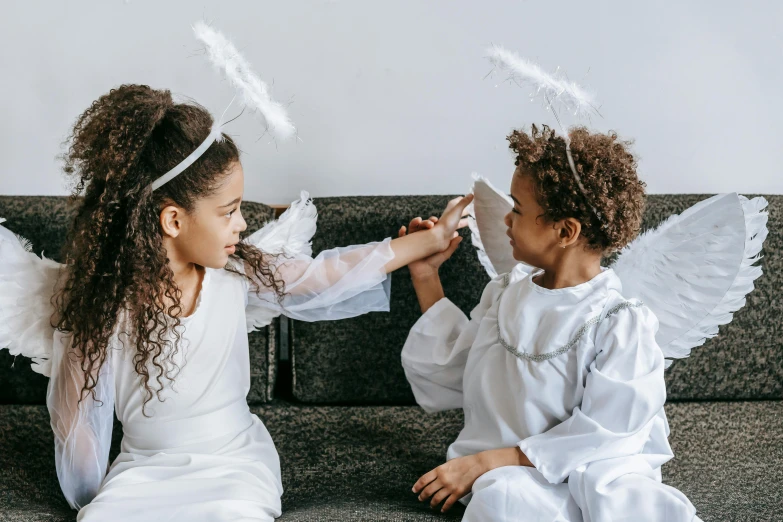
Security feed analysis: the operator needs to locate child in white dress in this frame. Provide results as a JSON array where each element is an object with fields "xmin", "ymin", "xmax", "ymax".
[
  {"xmin": 0, "ymin": 84, "xmax": 473, "ymax": 521},
  {"xmin": 400, "ymin": 125, "xmax": 708, "ymax": 521}
]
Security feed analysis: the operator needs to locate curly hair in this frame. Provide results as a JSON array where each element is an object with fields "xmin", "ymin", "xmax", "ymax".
[
  {"xmin": 507, "ymin": 124, "xmax": 646, "ymax": 253},
  {"xmin": 55, "ymin": 84, "xmax": 286, "ymax": 414}
]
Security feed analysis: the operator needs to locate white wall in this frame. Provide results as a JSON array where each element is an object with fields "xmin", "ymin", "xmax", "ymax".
[{"xmin": 1, "ymin": 0, "xmax": 780, "ymax": 203}]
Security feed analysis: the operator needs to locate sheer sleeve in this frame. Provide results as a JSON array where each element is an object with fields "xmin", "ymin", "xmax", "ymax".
[
  {"xmin": 400, "ymin": 274, "xmax": 506, "ymax": 413},
  {"xmin": 245, "ymin": 238, "xmax": 394, "ymax": 331},
  {"xmin": 517, "ymin": 303, "xmax": 667, "ymax": 484},
  {"xmin": 46, "ymin": 330, "xmax": 114, "ymax": 510}
]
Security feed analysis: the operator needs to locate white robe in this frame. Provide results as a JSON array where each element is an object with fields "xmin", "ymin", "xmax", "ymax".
[
  {"xmin": 46, "ymin": 239, "xmax": 394, "ymax": 521},
  {"xmin": 401, "ymin": 265, "xmax": 699, "ymax": 522}
]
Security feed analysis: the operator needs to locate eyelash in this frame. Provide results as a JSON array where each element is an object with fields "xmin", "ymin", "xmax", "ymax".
[
  {"xmin": 226, "ymin": 208, "xmax": 237, "ymax": 218},
  {"xmin": 512, "ymin": 208, "xmax": 521, "ymax": 215}
]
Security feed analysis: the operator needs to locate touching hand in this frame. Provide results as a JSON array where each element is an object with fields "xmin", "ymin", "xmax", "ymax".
[
  {"xmin": 398, "ymin": 215, "xmax": 463, "ymax": 278},
  {"xmin": 432, "ymin": 194, "xmax": 473, "ymax": 249}
]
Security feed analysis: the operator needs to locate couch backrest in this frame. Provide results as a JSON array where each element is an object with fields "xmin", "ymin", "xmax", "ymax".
[
  {"xmin": 0, "ymin": 196, "xmax": 278, "ymax": 404},
  {"xmin": 290, "ymin": 194, "xmax": 782, "ymax": 403}
]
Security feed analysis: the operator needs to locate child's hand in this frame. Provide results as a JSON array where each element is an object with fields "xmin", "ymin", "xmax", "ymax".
[
  {"xmin": 412, "ymin": 448, "xmax": 531, "ymax": 512},
  {"xmin": 432, "ymin": 194, "xmax": 473, "ymax": 249},
  {"xmin": 412, "ymin": 454, "xmax": 486, "ymax": 513},
  {"xmin": 398, "ymin": 216, "xmax": 463, "ymax": 279}
]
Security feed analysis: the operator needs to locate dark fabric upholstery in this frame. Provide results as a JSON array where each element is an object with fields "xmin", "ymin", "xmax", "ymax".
[
  {"xmin": 1, "ymin": 193, "xmax": 780, "ymax": 522},
  {"xmin": 291, "ymin": 194, "xmax": 782, "ymax": 403},
  {"xmin": 0, "ymin": 401, "xmax": 780, "ymax": 521},
  {"xmin": 0, "ymin": 196, "xmax": 278, "ymax": 404}
]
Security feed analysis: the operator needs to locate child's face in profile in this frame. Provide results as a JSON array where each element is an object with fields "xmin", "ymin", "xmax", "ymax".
[
  {"xmin": 169, "ymin": 161, "xmax": 248, "ymax": 269},
  {"xmin": 503, "ymin": 167, "xmax": 561, "ymax": 268}
]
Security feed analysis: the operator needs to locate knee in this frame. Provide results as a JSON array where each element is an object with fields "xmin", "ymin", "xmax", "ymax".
[
  {"xmin": 466, "ymin": 467, "xmax": 579, "ymax": 522},
  {"xmin": 570, "ymin": 455, "xmax": 658, "ymax": 494},
  {"xmin": 471, "ymin": 466, "xmax": 564, "ymax": 504}
]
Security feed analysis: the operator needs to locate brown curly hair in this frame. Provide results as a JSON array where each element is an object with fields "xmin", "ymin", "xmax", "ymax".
[
  {"xmin": 55, "ymin": 84, "xmax": 286, "ymax": 414},
  {"xmin": 507, "ymin": 124, "xmax": 646, "ymax": 253}
]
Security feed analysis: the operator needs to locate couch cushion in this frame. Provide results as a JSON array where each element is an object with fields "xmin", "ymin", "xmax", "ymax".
[
  {"xmin": 0, "ymin": 196, "xmax": 278, "ymax": 404},
  {"xmin": 290, "ymin": 195, "xmax": 491, "ymax": 405},
  {"xmin": 0, "ymin": 401, "xmax": 780, "ymax": 521},
  {"xmin": 290, "ymin": 194, "xmax": 782, "ymax": 403}
]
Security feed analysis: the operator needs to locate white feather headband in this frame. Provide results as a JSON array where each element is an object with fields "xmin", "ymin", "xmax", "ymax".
[
  {"xmin": 193, "ymin": 20, "xmax": 296, "ymax": 141},
  {"xmin": 486, "ymin": 45, "xmax": 598, "ymax": 118},
  {"xmin": 486, "ymin": 44, "xmax": 604, "ymax": 224},
  {"xmin": 150, "ymin": 21, "xmax": 295, "ymax": 192}
]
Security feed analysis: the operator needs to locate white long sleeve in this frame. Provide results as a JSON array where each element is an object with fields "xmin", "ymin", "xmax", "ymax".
[
  {"xmin": 401, "ymin": 274, "xmax": 506, "ymax": 413},
  {"xmin": 517, "ymin": 304, "xmax": 667, "ymax": 484},
  {"xmin": 245, "ymin": 238, "xmax": 394, "ymax": 330},
  {"xmin": 46, "ymin": 330, "xmax": 114, "ymax": 510}
]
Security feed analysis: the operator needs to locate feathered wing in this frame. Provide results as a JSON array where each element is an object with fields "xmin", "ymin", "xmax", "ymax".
[
  {"xmin": 245, "ymin": 190, "xmax": 317, "ymax": 258},
  {"xmin": 243, "ymin": 192, "xmax": 318, "ymax": 331},
  {"xmin": 612, "ymin": 193, "xmax": 768, "ymax": 367},
  {"xmin": 0, "ymin": 218, "xmax": 63, "ymax": 377},
  {"xmin": 468, "ymin": 174, "xmax": 531, "ymax": 278}
]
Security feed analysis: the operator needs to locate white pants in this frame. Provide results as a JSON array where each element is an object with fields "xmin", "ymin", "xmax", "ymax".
[
  {"xmin": 462, "ymin": 466, "xmax": 581, "ymax": 522},
  {"xmin": 569, "ymin": 455, "xmax": 698, "ymax": 522},
  {"xmin": 462, "ymin": 459, "xmax": 699, "ymax": 522}
]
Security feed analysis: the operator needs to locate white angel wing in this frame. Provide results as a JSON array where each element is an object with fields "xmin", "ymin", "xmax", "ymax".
[
  {"xmin": 468, "ymin": 173, "xmax": 531, "ymax": 278},
  {"xmin": 612, "ymin": 193, "xmax": 768, "ymax": 367},
  {"xmin": 245, "ymin": 190, "xmax": 317, "ymax": 258},
  {"xmin": 0, "ymin": 218, "xmax": 63, "ymax": 377},
  {"xmin": 243, "ymin": 192, "xmax": 318, "ymax": 331}
]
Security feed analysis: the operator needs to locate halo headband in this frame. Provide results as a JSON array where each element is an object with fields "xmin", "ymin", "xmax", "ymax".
[
  {"xmin": 150, "ymin": 19, "xmax": 298, "ymax": 192},
  {"xmin": 150, "ymin": 122, "xmax": 224, "ymax": 192},
  {"xmin": 485, "ymin": 45, "xmax": 604, "ymax": 225}
]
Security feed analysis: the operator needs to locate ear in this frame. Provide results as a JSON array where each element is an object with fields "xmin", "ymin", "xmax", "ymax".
[
  {"xmin": 556, "ymin": 217, "xmax": 582, "ymax": 248},
  {"xmin": 160, "ymin": 204, "xmax": 184, "ymax": 238}
]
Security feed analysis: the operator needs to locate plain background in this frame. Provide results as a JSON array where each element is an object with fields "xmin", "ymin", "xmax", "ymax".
[{"xmin": 1, "ymin": 0, "xmax": 780, "ymax": 203}]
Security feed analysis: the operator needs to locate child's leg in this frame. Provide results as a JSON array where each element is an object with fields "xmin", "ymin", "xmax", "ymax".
[
  {"xmin": 462, "ymin": 466, "xmax": 581, "ymax": 522},
  {"xmin": 568, "ymin": 455, "xmax": 698, "ymax": 522}
]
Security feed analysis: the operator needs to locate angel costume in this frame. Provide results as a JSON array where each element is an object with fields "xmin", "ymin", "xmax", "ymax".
[
  {"xmin": 0, "ymin": 193, "xmax": 393, "ymax": 521},
  {"xmin": 402, "ymin": 178, "xmax": 768, "ymax": 522}
]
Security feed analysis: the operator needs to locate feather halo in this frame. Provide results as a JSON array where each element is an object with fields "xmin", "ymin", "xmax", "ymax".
[
  {"xmin": 193, "ymin": 20, "xmax": 296, "ymax": 141},
  {"xmin": 485, "ymin": 44, "xmax": 604, "ymax": 223},
  {"xmin": 486, "ymin": 44, "xmax": 599, "ymax": 118}
]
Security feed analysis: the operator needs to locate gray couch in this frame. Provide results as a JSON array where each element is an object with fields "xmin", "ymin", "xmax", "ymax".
[{"xmin": 0, "ymin": 194, "xmax": 781, "ymax": 522}]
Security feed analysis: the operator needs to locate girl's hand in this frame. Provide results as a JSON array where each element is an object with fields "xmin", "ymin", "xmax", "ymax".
[
  {"xmin": 412, "ymin": 454, "xmax": 486, "ymax": 513},
  {"xmin": 398, "ymin": 216, "xmax": 462, "ymax": 279},
  {"xmin": 432, "ymin": 194, "xmax": 473, "ymax": 250},
  {"xmin": 385, "ymin": 194, "xmax": 472, "ymax": 276}
]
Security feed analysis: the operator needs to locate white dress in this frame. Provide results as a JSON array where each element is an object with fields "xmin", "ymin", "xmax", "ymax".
[
  {"xmin": 401, "ymin": 265, "xmax": 700, "ymax": 522},
  {"xmin": 44, "ymin": 238, "xmax": 395, "ymax": 521}
]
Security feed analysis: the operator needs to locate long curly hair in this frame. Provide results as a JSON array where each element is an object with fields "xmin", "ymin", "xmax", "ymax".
[
  {"xmin": 55, "ymin": 84, "xmax": 286, "ymax": 414},
  {"xmin": 507, "ymin": 124, "xmax": 646, "ymax": 253}
]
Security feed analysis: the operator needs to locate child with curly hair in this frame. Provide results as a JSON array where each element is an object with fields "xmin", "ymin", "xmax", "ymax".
[
  {"xmin": 0, "ymin": 84, "xmax": 473, "ymax": 521},
  {"xmin": 399, "ymin": 125, "xmax": 700, "ymax": 521}
]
